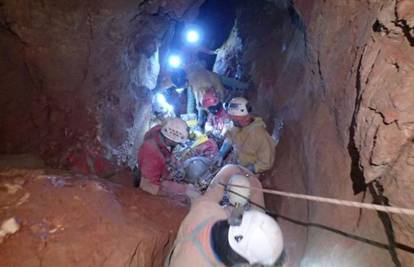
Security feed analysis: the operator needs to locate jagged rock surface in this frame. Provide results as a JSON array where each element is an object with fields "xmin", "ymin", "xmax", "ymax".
[
  {"xmin": 0, "ymin": 0, "xmax": 202, "ymax": 173},
  {"xmin": 0, "ymin": 2, "xmax": 203, "ymax": 265},
  {"xmin": 216, "ymin": 0, "xmax": 414, "ymax": 266}
]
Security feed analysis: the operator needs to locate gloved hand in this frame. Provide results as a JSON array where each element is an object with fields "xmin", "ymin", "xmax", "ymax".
[{"xmin": 213, "ymin": 154, "xmax": 224, "ymax": 167}]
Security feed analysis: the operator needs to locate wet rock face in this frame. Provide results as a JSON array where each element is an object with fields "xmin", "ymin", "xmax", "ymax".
[
  {"xmin": 0, "ymin": 168, "xmax": 187, "ymax": 267},
  {"xmin": 0, "ymin": 0, "xmax": 202, "ymax": 172},
  {"xmin": 216, "ymin": 0, "xmax": 414, "ymax": 266}
]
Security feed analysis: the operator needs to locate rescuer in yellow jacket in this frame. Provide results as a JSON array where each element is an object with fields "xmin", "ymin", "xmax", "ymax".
[
  {"xmin": 165, "ymin": 164, "xmax": 284, "ymax": 267},
  {"xmin": 157, "ymin": 63, "xmax": 225, "ymax": 126},
  {"xmin": 215, "ymin": 97, "xmax": 276, "ymax": 174}
]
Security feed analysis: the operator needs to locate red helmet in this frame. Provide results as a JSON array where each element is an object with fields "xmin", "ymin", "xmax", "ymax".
[{"xmin": 202, "ymin": 88, "xmax": 219, "ymax": 108}]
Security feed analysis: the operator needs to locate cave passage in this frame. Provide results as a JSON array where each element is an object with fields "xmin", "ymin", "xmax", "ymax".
[{"xmin": 1, "ymin": 0, "xmax": 414, "ymax": 267}]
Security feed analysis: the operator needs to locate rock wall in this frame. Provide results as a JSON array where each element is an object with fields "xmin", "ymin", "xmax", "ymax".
[
  {"xmin": 2, "ymin": 0, "xmax": 414, "ymax": 265},
  {"xmin": 216, "ymin": 0, "xmax": 414, "ymax": 266},
  {"xmin": 0, "ymin": 0, "xmax": 203, "ymax": 174}
]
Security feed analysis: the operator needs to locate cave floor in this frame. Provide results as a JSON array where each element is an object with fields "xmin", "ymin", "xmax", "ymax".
[{"xmin": 0, "ymin": 155, "xmax": 188, "ymax": 267}]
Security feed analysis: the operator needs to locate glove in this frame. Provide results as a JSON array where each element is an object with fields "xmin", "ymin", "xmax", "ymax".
[{"xmin": 213, "ymin": 154, "xmax": 224, "ymax": 167}]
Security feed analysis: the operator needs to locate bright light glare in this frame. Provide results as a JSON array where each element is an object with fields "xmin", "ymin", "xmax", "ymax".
[
  {"xmin": 175, "ymin": 87, "xmax": 185, "ymax": 94},
  {"xmin": 168, "ymin": 55, "xmax": 182, "ymax": 68},
  {"xmin": 156, "ymin": 93, "xmax": 174, "ymax": 112},
  {"xmin": 186, "ymin": 30, "xmax": 200, "ymax": 44}
]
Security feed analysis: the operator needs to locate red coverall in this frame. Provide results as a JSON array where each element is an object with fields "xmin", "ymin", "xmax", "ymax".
[
  {"xmin": 137, "ymin": 126, "xmax": 171, "ymax": 191},
  {"xmin": 137, "ymin": 125, "xmax": 188, "ymax": 196}
]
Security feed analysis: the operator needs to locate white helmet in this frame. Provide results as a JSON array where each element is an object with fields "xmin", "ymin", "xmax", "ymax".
[
  {"xmin": 161, "ymin": 118, "xmax": 188, "ymax": 143},
  {"xmin": 228, "ymin": 210, "xmax": 284, "ymax": 265},
  {"xmin": 228, "ymin": 174, "xmax": 251, "ymax": 207},
  {"xmin": 227, "ymin": 97, "xmax": 251, "ymax": 116}
]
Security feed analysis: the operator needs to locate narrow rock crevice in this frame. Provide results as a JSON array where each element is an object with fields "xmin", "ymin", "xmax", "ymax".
[
  {"xmin": 348, "ymin": 52, "xmax": 367, "ymax": 194},
  {"xmin": 372, "ymin": 20, "xmax": 390, "ymax": 34},
  {"xmin": 368, "ymin": 182, "xmax": 402, "ymax": 267},
  {"xmin": 395, "ymin": 19, "xmax": 414, "ymax": 47},
  {"xmin": 1, "ymin": 0, "xmax": 414, "ymax": 266}
]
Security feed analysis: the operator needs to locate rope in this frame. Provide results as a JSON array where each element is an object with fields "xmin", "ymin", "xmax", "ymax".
[
  {"xmin": 221, "ymin": 186, "xmax": 414, "ymax": 255},
  {"xmin": 217, "ymin": 182, "xmax": 414, "ymax": 216}
]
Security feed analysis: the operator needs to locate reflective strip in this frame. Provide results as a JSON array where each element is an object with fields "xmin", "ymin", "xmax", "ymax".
[
  {"xmin": 191, "ymin": 220, "xmax": 218, "ymax": 267},
  {"xmin": 169, "ymin": 217, "xmax": 219, "ymax": 267}
]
